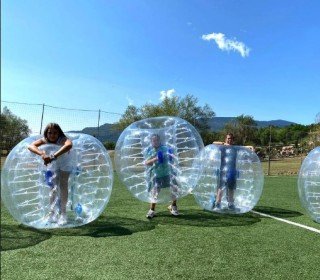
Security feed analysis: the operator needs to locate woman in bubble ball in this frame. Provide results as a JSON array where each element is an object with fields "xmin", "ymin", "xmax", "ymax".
[
  {"xmin": 28, "ymin": 123, "xmax": 73, "ymax": 225},
  {"xmin": 144, "ymin": 134, "xmax": 179, "ymax": 219},
  {"xmin": 212, "ymin": 132, "xmax": 237, "ymax": 211}
]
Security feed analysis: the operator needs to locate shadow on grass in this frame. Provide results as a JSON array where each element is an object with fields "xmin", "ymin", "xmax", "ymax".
[
  {"xmin": 1, "ymin": 216, "xmax": 156, "ymax": 251},
  {"xmin": 41, "ymin": 215, "xmax": 156, "ymax": 238},
  {"xmin": 1, "ymin": 224, "xmax": 52, "ymax": 252},
  {"xmin": 252, "ymin": 206, "xmax": 303, "ymax": 218},
  {"xmin": 146, "ymin": 209, "xmax": 261, "ymax": 227}
]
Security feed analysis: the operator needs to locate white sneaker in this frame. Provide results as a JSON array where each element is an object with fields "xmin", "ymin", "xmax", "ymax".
[
  {"xmin": 48, "ymin": 212, "xmax": 58, "ymax": 223},
  {"xmin": 58, "ymin": 214, "xmax": 67, "ymax": 226},
  {"xmin": 146, "ymin": 209, "xmax": 155, "ymax": 219},
  {"xmin": 213, "ymin": 202, "xmax": 221, "ymax": 211},
  {"xmin": 168, "ymin": 205, "xmax": 179, "ymax": 216}
]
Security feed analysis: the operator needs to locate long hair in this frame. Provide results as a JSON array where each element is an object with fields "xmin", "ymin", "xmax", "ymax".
[{"xmin": 43, "ymin": 123, "xmax": 66, "ymax": 143}]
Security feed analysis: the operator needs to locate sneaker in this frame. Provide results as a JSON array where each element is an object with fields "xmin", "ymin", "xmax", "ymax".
[
  {"xmin": 213, "ymin": 203, "xmax": 221, "ymax": 211},
  {"xmin": 146, "ymin": 209, "xmax": 155, "ymax": 219},
  {"xmin": 228, "ymin": 203, "xmax": 236, "ymax": 211},
  {"xmin": 48, "ymin": 212, "xmax": 58, "ymax": 223},
  {"xmin": 58, "ymin": 214, "xmax": 67, "ymax": 226},
  {"xmin": 168, "ymin": 205, "xmax": 179, "ymax": 216}
]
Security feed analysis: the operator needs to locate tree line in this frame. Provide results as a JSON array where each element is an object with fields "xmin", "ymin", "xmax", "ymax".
[
  {"xmin": 114, "ymin": 95, "xmax": 319, "ymax": 151},
  {"xmin": 1, "ymin": 96, "xmax": 319, "ymax": 155}
]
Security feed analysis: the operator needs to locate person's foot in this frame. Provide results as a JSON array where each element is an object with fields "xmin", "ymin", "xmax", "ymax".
[
  {"xmin": 58, "ymin": 214, "xmax": 67, "ymax": 226},
  {"xmin": 168, "ymin": 205, "xmax": 179, "ymax": 216},
  {"xmin": 228, "ymin": 203, "xmax": 236, "ymax": 211},
  {"xmin": 146, "ymin": 209, "xmax": 155, "ymax": 219},
  {"xmin": 48, "ymin": 212, "xmax": 58, "ymax": 223},
  {"xmin": 213, "ymin": 202, "xmax": 221, "ymax": 211}
]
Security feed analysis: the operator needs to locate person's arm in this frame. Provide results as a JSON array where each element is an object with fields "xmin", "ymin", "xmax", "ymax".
[
  {"xmin": 51, "ymin": 138, "xmax": 73, "ymax": 160},
  {"xmin": 28, "ymin": 138, "xmax": 46, "ymax": 156},
  {"xmin": 28, "ymin": 138, "xmax": 51, "ymax": 165},
  {"xmin": 144, "ymin": 148, "xmax": 158, "ymax": 166},
  {"xmin": 145, "ymin": 156, "xmax": 157, "ymax": 166}
]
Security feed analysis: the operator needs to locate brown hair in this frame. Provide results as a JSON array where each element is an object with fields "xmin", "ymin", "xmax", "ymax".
[
  {"xmin": 43, "ymin": 123, "xmax": 66, "ymax": 143},
  {"xmin": 226, "ymin": 132, "xmax": 234, "ymax": 139}
]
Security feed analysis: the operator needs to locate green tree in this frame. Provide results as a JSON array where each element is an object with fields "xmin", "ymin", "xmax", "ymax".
[
  {"xmin": 114, "ymin": 105, "xmax": 141, "ymax": 131},
  {"xmin": 114, "ymin": 94, "xmax": 215, "ymax": 133},
  {"xmin": 222, "ymin": 114, "xmax": 257, "ymax": 145},
  {"xmin": 1, "ymin": 107, "xmax": 31, "ymax": 151}
]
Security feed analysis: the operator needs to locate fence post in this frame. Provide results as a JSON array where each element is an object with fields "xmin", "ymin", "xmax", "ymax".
[
  {"xmin": 267, "ymin": 125, "xmax": 272, "ymax": 176},
  {"xmin": 97, "ymin": 109, "xmax": 101, "ymax": 140},
  {"xmin": 39, "ymin": 103, "xmax": 45, "ymax": 134}
]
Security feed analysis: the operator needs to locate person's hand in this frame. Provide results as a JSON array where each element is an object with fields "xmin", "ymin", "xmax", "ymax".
[{"xmin": 41, "ymin": 153, "xmax": 51, "ymax": 166}]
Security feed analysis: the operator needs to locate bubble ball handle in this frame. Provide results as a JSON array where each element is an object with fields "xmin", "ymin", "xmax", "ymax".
[
  {"xmin": 157, "ymin": 151, "xmax": 164, "ymax": 164},
  {"xmin": 45, "ymin": 170, "xmax": 54, "ymax": 188}
]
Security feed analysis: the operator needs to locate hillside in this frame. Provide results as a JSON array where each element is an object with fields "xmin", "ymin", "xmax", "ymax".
[
  {"xmin": 207, "ymin": 117, "xmax": 296, "ymax": 132},
  {"xmin": 70, "ymin": 117, "xmax": 297, "ymax": 143},
  {"xmin": 69, "ymin": 123, "xmax": 121, "ymax": 143}
]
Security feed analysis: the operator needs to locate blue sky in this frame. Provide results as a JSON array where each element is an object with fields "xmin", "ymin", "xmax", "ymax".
[{"xmin": 2, "ymin": 0, "xmax": 320, "ymax": 132}]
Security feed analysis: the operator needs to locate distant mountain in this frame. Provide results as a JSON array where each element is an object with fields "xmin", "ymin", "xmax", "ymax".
[
  {"xmin": 68, "ymin": 123, "xmax": 121, "ymax": 143},
  {"xmin": 69, "ymin": 117, "xmax": 297, "ymax": 143},
  {"xmin": 207, "ymin": 117, "xmax": 297, "ymax": 132}
]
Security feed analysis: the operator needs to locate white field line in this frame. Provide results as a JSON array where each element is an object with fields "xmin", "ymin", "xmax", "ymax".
[{"xmin": 250, "ymin": 210, "xmax": 320, "ymax": 234}]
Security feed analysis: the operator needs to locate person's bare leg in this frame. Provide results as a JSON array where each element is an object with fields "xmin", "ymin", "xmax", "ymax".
[
  {"xmin": 216, "ymin": 188, "xmax": 223, "ymax": 204},
  {"xmin": 150, "ymin": 203, "xmax": 156, "ymax": 211},
  {"xmin": 59, "ymin": 171, "xmax": 70, "ymax": 215}
]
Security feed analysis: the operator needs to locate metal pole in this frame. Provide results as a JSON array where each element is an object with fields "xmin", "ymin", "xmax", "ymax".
[
  {"xmin": 97, "ymin": 109, "xmax": 101, "ymax": 139},
  {"xmin": 267, "ymin": 125, "xmax": 272, "ymax": 176},
  {"xmin": 39, "ymin": 103, "xmax": 45, "ymax": 134}
]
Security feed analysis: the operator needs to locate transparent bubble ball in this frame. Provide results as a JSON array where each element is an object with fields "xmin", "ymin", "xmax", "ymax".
[
  {"xmin": 115, "ymin": 116, "xmax": 204, "ymax": 203},
  {"xmin": 192, "ymin": 144, "xmax": 264, "ymax": 214},
  {"xmin": 298, "ymin": 147, "xmax": 320, "ymax": 223},
  {"xmin": 1, "ymin": 133, "xmax": 113, "ymax": 229}
]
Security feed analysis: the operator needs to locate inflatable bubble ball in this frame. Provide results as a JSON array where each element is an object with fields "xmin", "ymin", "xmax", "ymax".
[
  {"xmin": 1, "ymin": 133, "xmax": 113, "ymax": 229},
  {"xmin": 115, "ymin": 116, "xmax": 204, "ymax": 204},
  {"xmin": 192, "ymin": 144, "xmax": 264, "ymax": 214},
  {"xmin": 298, "ymin": 147, "xmax": 320, "ymax": 223}
]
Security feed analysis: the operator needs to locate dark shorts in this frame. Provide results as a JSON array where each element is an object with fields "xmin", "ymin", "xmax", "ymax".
[
  {"xmin": 154, "ymin": 175, "xmax": 171, "ymax": 189},
  {"xmin": 148, "ymin": 175, "xmax": 178, "ymax": 201},
  {"xmin": 218, "ymin": 169, "xmax": 237, "ymax": 190}
]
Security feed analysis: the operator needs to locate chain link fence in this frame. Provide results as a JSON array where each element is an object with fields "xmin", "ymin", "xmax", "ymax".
[
  {"xmin": 1, "ymin": 101, "xmax": 122, "ymax": 152},
  {"xmin": 2, "ymin": 100, "xmax": 122, "ymax": 134}
]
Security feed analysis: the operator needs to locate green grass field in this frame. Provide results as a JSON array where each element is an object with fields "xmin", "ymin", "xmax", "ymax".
[
  {"xmin": 261, "ymin": 157, "xmax": 304, "ymax": 175},
  {"xmin": 1, "ymin": 173, "xmax": 320, "ymax": 280}
]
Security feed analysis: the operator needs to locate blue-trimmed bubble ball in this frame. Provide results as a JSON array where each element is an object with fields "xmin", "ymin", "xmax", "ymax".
[
  {"xmin": 298, "ymin": 147, "xmax": 320, "ymax": 223},
  {"xmin": 115, "ymin": 116, "xmax": 204, "ymax": 203},
  {"xmin": 192, "ymin": 144, "xmax": 264, "ymax": 214},
  {"xmin": 1, "ymin": 133, "xmax": 113, "ymax": 229}
]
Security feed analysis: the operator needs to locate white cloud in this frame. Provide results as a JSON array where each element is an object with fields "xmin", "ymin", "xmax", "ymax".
[
  {"xmin": 160, "ymin": 89, "xmax": 175, "ymax": 101},
  {"xmin": 202, "ymin": 32, "xmax": 250, "ymax": 57},
  {"xmin": 126, "ymin": 95, "xmax": 134, "ymax": 105}
]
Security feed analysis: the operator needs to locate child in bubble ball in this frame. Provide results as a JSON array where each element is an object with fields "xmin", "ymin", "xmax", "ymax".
[
  {"xmin": 212, "ymin": 132, "xmax": 237, "ymax": 211},
  {"xmin": 144, "ymin": 134, "xmax": 179, "ymax": 219},
  {"xmin": 28, "ymin": 123, "xmax": 73, "ymax": 225}
]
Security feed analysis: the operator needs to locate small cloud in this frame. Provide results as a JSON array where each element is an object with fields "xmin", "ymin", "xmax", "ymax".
[
  {"xmin": 202, "ymin": 32, "xmax": 250, "ymax": 58},
  {"xmin": 187, "ymin": 22, "xmax": 192, "ymax": 26},
  {"xmin": 160, "ymin": 89, "xmax": 175, "ymax": 101},
  {"xmin": 126, "ymin": 95, "xmax": 134, "ymax": 105}
]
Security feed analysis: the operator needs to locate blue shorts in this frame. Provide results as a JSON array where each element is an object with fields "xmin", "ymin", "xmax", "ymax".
[{"xmin": 218, "ymin": 169, "xmax": 237, "ymax": 190}]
